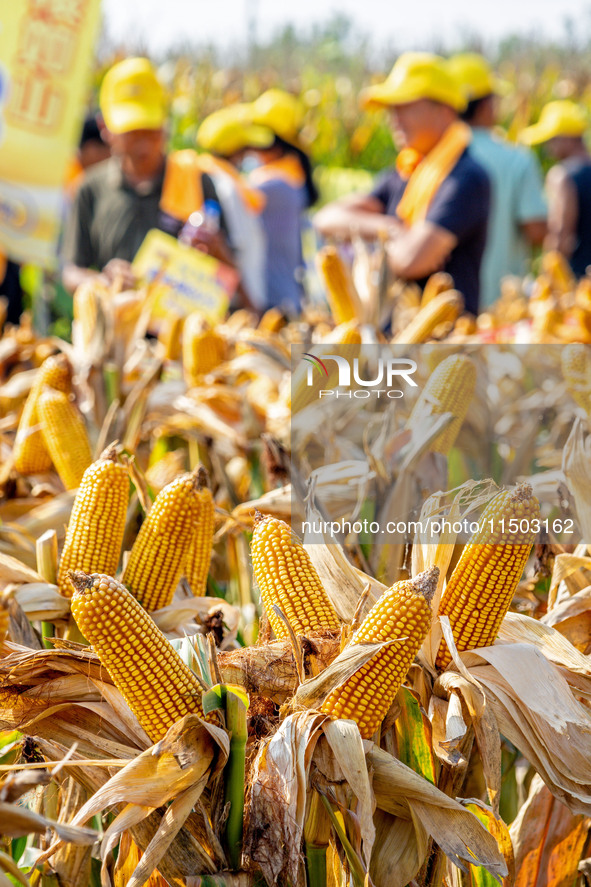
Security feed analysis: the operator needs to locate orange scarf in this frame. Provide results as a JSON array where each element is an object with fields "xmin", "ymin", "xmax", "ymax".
[
  {"xmin": 249, "ymin": 154, "xmax": 306, "ymax": 189},
  {"xmin": 160, "ymin": 150, "xmax": 204, "ymax": 222},
  {"xmin": 196, "ymin": 154, "xmax": 266, "ymax": 214},
  {"xmin": 395, "ymin": 121, "xmax": 472, "ymax": 226}
]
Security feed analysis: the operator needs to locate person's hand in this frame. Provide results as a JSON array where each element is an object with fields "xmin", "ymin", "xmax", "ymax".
[
  {"xmin": 187, "ymin": 229, "xmax": 236, "ymax": 267},
  {"xmin": 101, "ymin": 258, "xmax": 137, "ymax": 290}
]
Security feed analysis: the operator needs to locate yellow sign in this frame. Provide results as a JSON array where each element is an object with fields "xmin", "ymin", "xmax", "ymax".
[
  {"xmin": 0, "ymin": 0, "xmax": 102, "ymax": 266},
  {"xmin": 132, "ymin": 229, "xmax": 238, "ymax": 325}
]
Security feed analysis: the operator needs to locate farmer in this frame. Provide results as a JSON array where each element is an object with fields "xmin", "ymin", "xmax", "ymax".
[
  {"xmin": 520, "ymin": 100, "xmax": 591, "ymax": 277},
  {"xmin": 62, "ymin": 57, "xmax": 226, "ymax": 295},
  {"xmin": 314, "ymin": 52, "xmax": 490, "ymax": 315},
  {"xmin": 246, "ymin": 89, "xmax": 319, "ymax": 316},
  {"xmin": 448, "ymin": 53, "xmax": 547, "ymax": 308}
]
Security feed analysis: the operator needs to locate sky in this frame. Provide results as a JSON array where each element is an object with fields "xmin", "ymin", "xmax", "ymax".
[{"xmin": 101, "ymin": 0, "xmax": 591, "ymax": 56}]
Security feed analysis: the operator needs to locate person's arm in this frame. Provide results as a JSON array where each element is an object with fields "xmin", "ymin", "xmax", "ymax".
[
  {"xmin": 544, "ymin": 164, "xmax": 578, "ymax": 258},
  {"xmin": 386, "ymin": 221, "xmax": 457, "ymax": 278},
  {"xmin": 313, "ymin": 194, "xmax": 404, "ymax": 241},
  {"xmin": 515, "ymin": 150, "xmax": 548, "ymax": 247},
  {"xmin": 520, "ymin": 219, "xmax": 547, "ymax": 246}
]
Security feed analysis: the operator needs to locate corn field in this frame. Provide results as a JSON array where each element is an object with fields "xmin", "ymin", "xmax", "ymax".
[{"xmin": 1, "ymin": 243, "xmax": 591, "ymax": 887}]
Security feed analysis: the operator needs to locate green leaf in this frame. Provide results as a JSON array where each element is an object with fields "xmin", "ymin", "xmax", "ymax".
[{"xmin": 395, "ymin": 688, "xmax": 436, "ymax": 785}]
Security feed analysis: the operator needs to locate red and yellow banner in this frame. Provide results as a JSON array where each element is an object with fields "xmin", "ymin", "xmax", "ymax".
[{"xmin": 0, "ymin": 0, "xmax": 101, "ymax": 266}]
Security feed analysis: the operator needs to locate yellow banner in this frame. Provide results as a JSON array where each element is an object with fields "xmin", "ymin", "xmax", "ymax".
[
  {"xmin": 132, "ymin": 229, "xmax": 237, "ymax": 326},
  {"xmin": 0, "ymin": 0, "xmax": 101, "ymax": 267}
]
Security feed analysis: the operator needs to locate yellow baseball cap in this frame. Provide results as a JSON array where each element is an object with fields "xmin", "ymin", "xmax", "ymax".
[
  {"xmin": 248, "ymin": 89, "xmax": 305, "ymax": 145},
  {"xmin": 520, "ymin": 100, "xmax": 587, "ymax": 145},
  {"xmin": 360, "ymin": 52, "xmax": 467, "ymax": 112},
  {"xmin": 99, "ymin": 57, "xmax": 167, "ymax": 134},
  {"xmin": 446, "ymin": 53, "xmax": 512, "ymax": 101},
  {"xmin": 197, "ymin": 105, "xmax": 274, "ymax": 156}
]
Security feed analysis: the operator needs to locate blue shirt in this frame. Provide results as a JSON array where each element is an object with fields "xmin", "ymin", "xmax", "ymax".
[
  {"xmin": 563, "ymin": 157, "xmax": 591, "ymax": 277},
  {"xmin": 468, "ymin": 129, "xmax": 547, "ymax": 308},
  {"xmin": 371, "ymin": 149, "xmax": 490, "ymax": 315},
  {"xmin": 256, "ymin": 177, "xmax": 307, "ymax": 315}
]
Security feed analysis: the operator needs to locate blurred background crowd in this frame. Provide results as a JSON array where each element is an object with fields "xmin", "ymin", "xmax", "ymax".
[{"xmin": 3, "ymin": 7, "xmax": 591, "ymax": 341}]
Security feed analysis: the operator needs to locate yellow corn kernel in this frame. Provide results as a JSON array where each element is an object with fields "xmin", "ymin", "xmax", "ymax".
[
  {"xmin": 184, "ymin": 467, "xmax": 215, "ymax": 597},
  {"xmin": 123, "ymin": 469, "xmax": 204, "ymax": 611},
  {"xmin": 250, "ymin": 512, "xmax": 340, "ymax": 639},
  {"xmin": 320, "ymin": 567, "xmax": 437, "ymax": 739},
  {"xmin": 182, "ymin": 313, "xmax": 226, "ymax": 387},
  {"xmin": 406, "ymin": 354, "xmax": 477, "ymax": 454},
  {"xmin": 57, "ymin": 445, "xmax": 129, "ymax": 598},
  {"xmin": 37, "ymin": 388, "xmax": 93, "ymax": 490},
  {"xmin": 435, "ymin": 483, "xmax": 540, "ymax": 670},
  {"xmin": 69, "ymin": 571, "xmax": 204, "ymax": 741},
  {"xmin": 393, "ymin": 290, "xmax": 463, "ymax": 344},
  {"xmin": 13, "ymin": 354, "xmax": 72, "ymax": 475},
  {"xmin": 317, "ymin": 245, "xmax": 361, "ymax": 325},
  {"xmin": 561, "ymin": 344, "xmax": 591, "ymax": 415}
]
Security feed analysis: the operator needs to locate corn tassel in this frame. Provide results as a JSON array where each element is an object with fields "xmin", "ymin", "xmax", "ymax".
[
  {"xmin": 69, "ymin": 571, "xmax": 204, "ymax": 741},
  {"xmin": 57, "ymin": 445, "xmax": 130, "ymax": 598},
  {"xmin": 37, "ymin": 388, "xmax": 93, "ymax": 489},
  {"xmin": 320, "ymin": 567, "xmax": 437, "ymax": 739},
  {"xmin": 13, "ymin": 354, "xmax": 72, "ymax": 475},
  {"xmin": 406, "ymin": 354, "xmax": 477, "ymax": 454},
  {"xmin": 393, "ymin": 290, "xmax": 463, "ymax": 344},
  {"xmin": 184, "ymin": 467, "xmax": 215, "ymax": 597},
  {"xmin": 317, "ymin": 245, "xmax": 361, "ymax": 325},
  {"xmin": 123, "ymin": 469, "xmax": 204, "ymax": 611},
  {"xmin": 251, "ymin": 512, "xmax": 340, "ymax": 639},
  {"xmin": 435, "ymin": 483, "xmax": 540, "ymax": 670}
]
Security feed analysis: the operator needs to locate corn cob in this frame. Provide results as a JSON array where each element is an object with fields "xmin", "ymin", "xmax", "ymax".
[
  {"xmin": 258, "ymin": 307, "xmax": 287, "ymax": 333},
  {"xmin": 184, "ymin": 467, "xmax": 215, "ymax": 597},
  {"xmin": 57, "ymin": 446, "xmax": 129, "ymax": 598},
  {"xmin": 317, "ymin": 245, "xmax": 361, "ymax": 325},
  {"xmin": 542, "ymin": 250, "xmax": 575, "ymax": 295},
  {"xmin": 13, "ymin": 354, "xmax": 72, "ymax": 475},
  {"xmin": 406, "ymin": 354, "xmax": 477, "ymax": 454},
  {"xmin": 158, "ymin": 311, "xmax": 184, "ymax": 361},
  {"xmin": 393, "ymin": 290, "xmax": 463, "ymax": 344},
  {"xmin": 73, "ymin": 280, "xmax": 104, "ymax": 349},
  {"xmin": 250, "ymin": 512, "xmax": 340, "ymax": 639},
  {"xmin": 123, "ymin": 469, "xmax": 204, "ymax": 611},
  {"xmin": 323, "ymin": 320, "xmax": 362, "ymax": 345},
  {"xmin": 37, "ymin": 388, "xmax": 92, "ymax": 489},
  {"xmin": 421, "ymin": 271, "xmax": 454, "ymax": 307},
  {"xmin": 435, "ymin": 483, "xmax": 540, "ymax": 670},
  {"xmin": 561, "ymin": 344, "xmax": 591, "ymax": 415},
  {"xmin": 69, "ymin": 571, "xmax": 204, "ymax": 741},
  {"xmin": 182, "ymin": 313, "xmax": 226, "ymax": 387},
  {"xmin": 320, "ymin": 567, "xmax": 437, "ymax": 739}
]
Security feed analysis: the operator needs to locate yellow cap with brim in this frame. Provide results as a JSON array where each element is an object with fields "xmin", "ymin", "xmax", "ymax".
[
  {"xmin": 99, "ymin": 57, "xmax": 167, "ymax": 134},
  {"xmin": 446, "ymin": 52, "xmax": 512, "ymax": 101},
  {"xmin": 197, "ymin": 106, "xmax": 274, "ymax": 156},
  {"xmin": 248, "ymin": 89, "xmax": 305, "ymax": 145},
  {"xmin": 360, "ymin": 52, "xmax": 467, "ymax": 113},
  {"xmin": 520, "ymin": 100, "xmax": 588, "ymax": 145}
]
